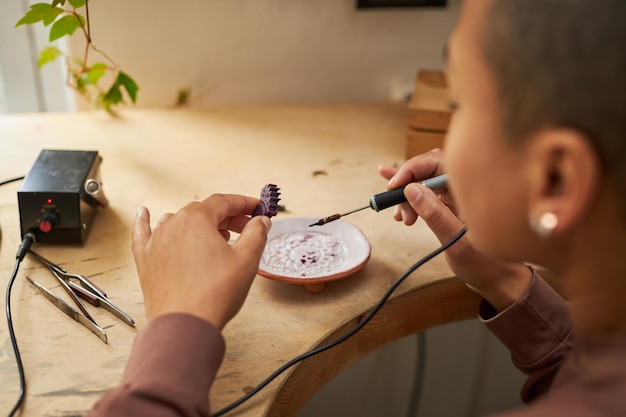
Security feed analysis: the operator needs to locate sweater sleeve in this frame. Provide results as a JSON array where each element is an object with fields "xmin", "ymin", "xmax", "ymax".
[
  {"xmin": 86, "ymin": 313, "xmax": 225, "ymax": 417},
  {"xmin": 479, "ymin": 270, "xmax": 575, "ymax": 403}
]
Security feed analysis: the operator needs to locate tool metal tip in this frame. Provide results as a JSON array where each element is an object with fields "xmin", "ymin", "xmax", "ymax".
[{"xmin": 309, "ymin": 213, "xmax": 341, "ymax": 227}]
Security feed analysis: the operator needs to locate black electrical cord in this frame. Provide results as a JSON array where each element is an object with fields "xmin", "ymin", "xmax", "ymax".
[
  {"xmin": 6, "ymin": 258, "xmax": 26, "ymax": 416},
  {"xmin": 213, "ymin": 226, "xmax": 468, "ymax": 417},
  {"xmin": 1, "ymin": 173, "xmax": 30, "ymax": 416},
  {"xmin": 6, "ymin": 232, "xmax": 36, "ymax": 417},
  {"xmin": 0, "ymin": 176, "xmax": 25, "ymax": 187}
]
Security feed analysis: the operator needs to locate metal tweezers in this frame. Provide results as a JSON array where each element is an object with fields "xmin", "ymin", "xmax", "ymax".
[{"xmin": 26, "ymin": 250, "xmax": 135, "ymax": 343}]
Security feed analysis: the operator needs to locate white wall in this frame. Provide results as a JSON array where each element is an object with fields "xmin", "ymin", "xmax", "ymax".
[
  {"xmin": 68, "ymin": 0, "xmax": 460, "ymax": 107},
  {"xmin": 0, "ymin": 1, "xmax": 43, "ymax": 113},
  {"xmin": 0, "ymin": 1, "xmax": 74, "ymax": 113}
]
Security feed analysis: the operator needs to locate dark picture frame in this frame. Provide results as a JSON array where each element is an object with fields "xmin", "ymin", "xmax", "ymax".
[{"xmin": 357, "ymin": 0, "xmax": 447, "ymax": 8}]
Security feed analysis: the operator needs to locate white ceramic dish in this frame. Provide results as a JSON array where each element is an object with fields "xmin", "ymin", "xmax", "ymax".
[{"xmin": 258, "ymin": 217, "xmax": 371, "ymax": 293}]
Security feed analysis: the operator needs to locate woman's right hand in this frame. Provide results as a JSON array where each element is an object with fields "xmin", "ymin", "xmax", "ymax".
[{"xmin": 379, "ymin": 149, "xmax": 532, "ymax": 312}]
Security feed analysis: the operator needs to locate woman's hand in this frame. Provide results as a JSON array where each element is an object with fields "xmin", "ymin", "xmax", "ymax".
[
  {"xmin": 132, "ymin": 194, "xmax": 271, "ymax": 329},
  {"xmin": 379, "ymin": 149, "xmax": 532, "ymax": 312}
]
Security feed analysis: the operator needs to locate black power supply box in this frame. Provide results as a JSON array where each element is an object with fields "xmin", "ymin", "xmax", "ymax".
[{"xmin": 17, "ymin": 149, "xmax": 109, "ymax": 245}]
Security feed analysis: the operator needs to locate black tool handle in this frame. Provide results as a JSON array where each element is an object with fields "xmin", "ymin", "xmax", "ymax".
[{"xmin": 369, "ymin": 187, "xmax": 407, "ymax": 212}]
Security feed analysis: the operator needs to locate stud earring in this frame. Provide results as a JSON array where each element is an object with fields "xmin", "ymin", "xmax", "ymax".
[{"xmin": 530, "ymin": 212, "xmax": 559, "ymax": 239}]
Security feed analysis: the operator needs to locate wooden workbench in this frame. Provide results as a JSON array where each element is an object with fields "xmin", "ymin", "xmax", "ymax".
[{"xmin": 0, "ymin": 104, "xmax": 480, "ymax": 416}]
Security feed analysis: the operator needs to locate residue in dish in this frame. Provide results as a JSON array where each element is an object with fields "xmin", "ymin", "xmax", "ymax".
[{"xmin": 262, "ymin": 231, "xmax": 347, "ymax": 278}]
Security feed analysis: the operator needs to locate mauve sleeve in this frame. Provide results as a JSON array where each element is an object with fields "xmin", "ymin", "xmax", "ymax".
[
  {"xmin": 479, "ymin": 270, "xmax": 575, "ymax": 403},
  {"xmin": 86, "ymin": 313, "xmax": 225, "ymax": 417}
]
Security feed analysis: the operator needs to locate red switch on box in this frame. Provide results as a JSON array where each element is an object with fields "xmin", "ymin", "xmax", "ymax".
[{"xmin": 39, "ymin": 213, "xmax": 58, "ymax": 233}]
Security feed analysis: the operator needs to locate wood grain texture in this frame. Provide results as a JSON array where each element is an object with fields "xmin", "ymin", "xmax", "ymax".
[{"xmin": 0, "ymin": 104, "xmax": 478, "ymax": 416}]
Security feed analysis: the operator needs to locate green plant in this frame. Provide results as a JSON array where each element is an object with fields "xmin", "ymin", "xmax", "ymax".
[{"xmin": 15, "ymin": 0, "xmax": 138, "ymax": 112}]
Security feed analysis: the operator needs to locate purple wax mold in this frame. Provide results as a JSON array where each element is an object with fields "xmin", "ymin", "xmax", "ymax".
[{"xmin": 253, "ymin": 184, "xmax": 281, "ymax": 218}]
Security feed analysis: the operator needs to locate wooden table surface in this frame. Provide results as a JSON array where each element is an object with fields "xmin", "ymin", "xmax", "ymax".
[{"xmin": 0, "ymin": 103, "xmax": 480, "ymax": 416}]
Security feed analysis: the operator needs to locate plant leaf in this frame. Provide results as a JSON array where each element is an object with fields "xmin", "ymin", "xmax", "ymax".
[
  {"xmin": 38, "ymin": 46, "xmax": 62, "ymax": 68},
  {"xmin": 15, "ymin": 3, "xmax": 64, "ymax": 27},
  {"xmin": 49, "ymin": 14, "xmax": 85, "ymax": 41},
  {"xmin": 103, "ymin": 84, "xmax": 123, "ymax": 105},
  {"xmin": 68, "ymin": 0, "xmax": 87, "ymax": 8},
  {"xmin": 86, "ymin": 63, "xmax": 107, "ymax": 84},
  {"xmin": 76, "ymin": 74, "xmax": 89, "ymax": 92},
  {"xmin": 116, "ymin": 72, "xmax": 139, "ymax": 103},
  {"xmin": 51, "ymin": 0, "xmax": 66, "ymax": 6}
]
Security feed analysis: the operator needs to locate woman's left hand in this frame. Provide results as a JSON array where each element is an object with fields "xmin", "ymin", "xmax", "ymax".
[{"xmin": 131, "ymin": 194, "xmax": 272, "ymax": 330}]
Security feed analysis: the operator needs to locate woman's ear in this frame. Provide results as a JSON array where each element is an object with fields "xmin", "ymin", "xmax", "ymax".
[{"xmin": 526, "ymin": 129, "xmax": 602, "ymax": 237}]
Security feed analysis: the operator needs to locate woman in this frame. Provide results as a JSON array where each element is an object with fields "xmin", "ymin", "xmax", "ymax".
[{"xmin": 380, "ymin": 1, "xmax": 626, "ymax": 415}]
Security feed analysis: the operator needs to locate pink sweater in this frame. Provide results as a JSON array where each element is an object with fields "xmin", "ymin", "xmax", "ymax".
[
  {"xmin": 87, "ymin": 273, "xmax": 626, "ymax": 416},
  {"xmin": 482, "ymin": 273, "xmax": 626, "ymax": 417}
]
